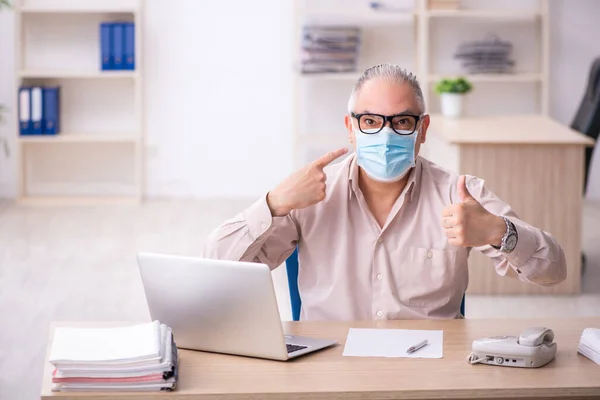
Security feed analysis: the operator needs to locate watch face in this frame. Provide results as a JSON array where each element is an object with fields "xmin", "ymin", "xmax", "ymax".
[{"xmin": 506, "ymin": 234, "xmax": 517, "ymax": 251}]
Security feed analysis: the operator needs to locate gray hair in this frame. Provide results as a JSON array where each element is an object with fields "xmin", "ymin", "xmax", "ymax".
[{"xmin": 347, "ymin": 64, "xmax": 425, "ymax": 114}]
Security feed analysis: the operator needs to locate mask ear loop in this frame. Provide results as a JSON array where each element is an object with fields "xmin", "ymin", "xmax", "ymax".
[{"xmin": 415, "ymin": 113, "xmax": 429, "ymax": 136}]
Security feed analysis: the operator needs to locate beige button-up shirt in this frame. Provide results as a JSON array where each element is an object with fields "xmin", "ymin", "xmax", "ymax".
[{"xmin": 202, "ymin": 155, "xmax": 566, "ymax": 320}]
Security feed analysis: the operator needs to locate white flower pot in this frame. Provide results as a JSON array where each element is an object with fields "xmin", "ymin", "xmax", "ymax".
[{"xmin": 440, "ymin": 93, "xmax": 465, "ymax": 118}]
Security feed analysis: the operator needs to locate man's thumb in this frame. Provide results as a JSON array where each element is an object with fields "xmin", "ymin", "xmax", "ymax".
[{"xmin": 457, "ymin": 175, "xmax": 475, "ymax": 203}]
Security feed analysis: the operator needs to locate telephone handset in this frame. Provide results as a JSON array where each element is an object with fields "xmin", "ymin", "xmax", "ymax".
[{"xmin": 467, "ymin": 327, "xmax": 557, "ymax": 368}]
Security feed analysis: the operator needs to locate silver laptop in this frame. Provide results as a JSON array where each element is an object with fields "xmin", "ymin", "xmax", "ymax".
[{"xmin": 137, "ymin": 252, "xmax": 337, "ymax": 361}]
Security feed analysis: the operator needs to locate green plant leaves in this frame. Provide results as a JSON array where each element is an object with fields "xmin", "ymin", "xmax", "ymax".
[{"xmin": 434, "ymin": 77, "xmax": 473, "ymax": 95}]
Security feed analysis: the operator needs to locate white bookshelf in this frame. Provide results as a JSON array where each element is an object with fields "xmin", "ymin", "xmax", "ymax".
[
  {"xmin": 13, "ymin": 0, "xmax": 144, "ymax": 205},
  {"xmin": 18, "ymin": 70, "xmax": 139, "ymax": 79},
  {"xmin": 18, "ymin": 133, "xmax": 140, "ymax": 143},
  {"xmin": 18, "ymin": 0, "xmax": 139, "ymax": 13},
  {"xmin": 292, "ymin": 0, "xmax": 550, "ymax": 168},
  {"xmin": 427, "ymin": 73, "xmax": 543, "ymax": 83},
  {"xmin": 299, "ymin": 8, "xmax": 415, "ymax": 26},
  {"xmin": 426, "ymin": 9, "xmax": 541, "ymax": 18}
]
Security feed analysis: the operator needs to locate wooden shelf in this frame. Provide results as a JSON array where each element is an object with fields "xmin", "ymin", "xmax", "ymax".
[
  {"xmin": 17, "ymin": 196, "xmax": 140, "ymax": 207},
  {"xmin": 18, "ymin": 1, "xmax": 139, "ymax": 14},
  {"xmin": 298, "ymin": 72, "xmax": 361, "ymax": 81},
  {"xmin": 301, "ymin": 8, "xmax": 541, "ymax": 21},
  {"xmin": 426, "ymin": 9, "xmax": 541, "ymax": 19},
  {"xmin": 18, "ymin": 133, "xmax": 141, "ymax": 143},
  {"xmin": 19, "ymin": 7, "xmax": 138, "ymax": 14},
  {"xmin": 299, "ymin": 8, "xmax": 415, "ymax": 25},
  {"xmin": 428, "ymin": 73, "xmax": 543, "ymax": 83},
  {"xmin": 18, "ymin": 70, "xmax": 139, "ymax": 79}
]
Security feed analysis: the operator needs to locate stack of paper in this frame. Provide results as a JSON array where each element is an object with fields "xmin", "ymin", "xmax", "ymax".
[
  {"xmin": 453, "ymin": 34, "xmax": 515, "ymax": 74},
  {"xmin": 578, "ymin": 328, "xmax": 600, "ymax": 365},
  {"xmin": 49, "ymin": 321, "xmax": 178, "ymax": 392},
  {"xmin": 300, "ymin": 26, "xmax": 361, "ymax": 74}
]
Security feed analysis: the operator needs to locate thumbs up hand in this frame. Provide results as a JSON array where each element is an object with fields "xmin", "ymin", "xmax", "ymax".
[{"xmin": 441, "ymin": 175, "xmax": 506, "ymax": 248}]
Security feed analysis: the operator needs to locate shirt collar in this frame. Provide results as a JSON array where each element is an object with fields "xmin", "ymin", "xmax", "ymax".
[{"xmin": 347, "ymin": 154, "xmax": 422, "ymax": 201}]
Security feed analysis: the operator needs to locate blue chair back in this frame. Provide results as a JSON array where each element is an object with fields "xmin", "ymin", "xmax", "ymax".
[
  {"xmin": 285, "ymin": 248, "xmax": 302, "ymax": 321},
  {"xmin": 285, "ymin": 248, "xmax": 465, "ymax": 321}
]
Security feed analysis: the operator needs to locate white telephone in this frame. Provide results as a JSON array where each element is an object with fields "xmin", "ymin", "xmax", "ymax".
[{"xmin": 467, "ymin": 327, "xmax": 557, "ymax": 368}]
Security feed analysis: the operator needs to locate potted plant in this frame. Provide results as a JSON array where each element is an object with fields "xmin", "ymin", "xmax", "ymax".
[{"xmin": 434, "ymin": 77, "xmax": 473, "ymax": 118}]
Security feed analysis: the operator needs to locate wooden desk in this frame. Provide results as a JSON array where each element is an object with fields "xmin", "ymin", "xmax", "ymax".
[
  {"xmin": 421, "ymin": 115, "xmax": 595, "ymax": 295},
  {"xmin": 42, "ymin": 318, "xmax": 600, "ymax": 400}
]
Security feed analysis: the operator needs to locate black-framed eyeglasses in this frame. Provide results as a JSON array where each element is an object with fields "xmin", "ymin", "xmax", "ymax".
[{"xmin": 351, "ymin": 112, "xmax": 422, "ymax": 135}]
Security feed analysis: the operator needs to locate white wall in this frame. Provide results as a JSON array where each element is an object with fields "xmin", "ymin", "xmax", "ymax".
[
  {"xmin": 548, "ymin": 0, "xmax": 600, "ymax": 125},
  {"xmin": 0, "ymin": 8, "xmax": 16, "ymax": 196},
  {"xmin": 0, "ymin": 0, "xmax": 294, "ymax": 199},
  {"xmin": 0, "ymin": 0, "xmax": 599, "ymax": 199},
  {"xmin": 143, "ymin": 0, "xmax": 294, "ymax": 198}
]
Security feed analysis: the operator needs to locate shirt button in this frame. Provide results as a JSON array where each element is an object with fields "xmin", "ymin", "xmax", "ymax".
[
  {"xmin": 427, "ymin": 251, "xmax": 433, "ymax": 259},
  {"xmin": 261, "ymin": 223, "xmax": 267, "ymax": 230},
  {"xmin": 377, "ymin": 238, "xmax": 383, "ymax": 244},
  {"xmin": 377, "ymin": 310, "xmax": 383, "ymax": 317},
  {"xmin": 377, "ymin": 273, "xmax": 383, "ymax": 280}
]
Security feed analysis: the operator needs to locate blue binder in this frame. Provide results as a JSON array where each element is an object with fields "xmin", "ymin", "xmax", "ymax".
[
  {"xmin": 18, "ymin": 87, "xmax": 32, "ymax": 135},
  {"xmin": 100, "ymin": 22, "xmax": 113, "ymax": 70},
  {"xmin": 31, "ymin": 87, "xmax": 43, "ymax": 135},
  {"xmin": 112, "ymin": 23, "xmax": 124, "ymax": 70},
  {"xmin": 124, "ymin": 22, "xmax": 135, "ymax": 70},
  {"xmin": 43, "ymin": 87, "xmax": 60, "ymax": 135}
]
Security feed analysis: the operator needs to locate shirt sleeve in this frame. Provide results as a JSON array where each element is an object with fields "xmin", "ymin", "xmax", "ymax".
[
  {"xmin": 462, "ymin": 175, "xmax": 567, "ymax": 286},
  {"xmin": 201, "ymin": 193, "xmax": 300, "ymax": 269}
]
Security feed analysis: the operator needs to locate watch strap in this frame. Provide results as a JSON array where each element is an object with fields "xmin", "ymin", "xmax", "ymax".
[
  {"xmin": 500, "ymin": 217, "xmax": 517, "ymax": 252},
  {"xmin": 492, "ymin": 217, "xmax": 516, "ymax": 251}
]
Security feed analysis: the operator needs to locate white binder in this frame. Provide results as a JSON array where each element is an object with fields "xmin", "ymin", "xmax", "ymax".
[
  {"xmin": 30, "ymin": 86, "xmax": 43, "ymax": 134},
  {"xmin": 18, "ymin": 87, "xmax": 31, "ymax": 135}
]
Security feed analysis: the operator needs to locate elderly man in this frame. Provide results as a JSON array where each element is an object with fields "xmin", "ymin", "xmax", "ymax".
[{"xmin": 203, "ymin": 64, "xmax": 566, "ymax": 321}]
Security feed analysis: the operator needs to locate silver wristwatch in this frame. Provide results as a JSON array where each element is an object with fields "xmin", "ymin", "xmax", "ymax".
[{"xmin": 497, "ymin": 217, "xmax": 518, "ymax": 253}]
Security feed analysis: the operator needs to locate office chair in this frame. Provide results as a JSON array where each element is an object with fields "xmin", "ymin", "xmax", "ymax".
[
  {"xmin": 571, "ymin": 56, "xmax": 600, "ymax": 192},
  {"xmin": 285, "ymin": 247, "xmax": 465, "ymax": 321},
  {"xmin": 286, "ymin": 247, "xmax": 302, "ymax": 321},
  {"xmin": 570, "ymin": 57, "xmax": 600, "ymax": 275}
]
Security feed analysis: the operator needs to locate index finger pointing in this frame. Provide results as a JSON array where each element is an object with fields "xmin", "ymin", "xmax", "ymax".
[{"xmin": 313, "ymin": 147, "xmax": 349, "ymax": 168}]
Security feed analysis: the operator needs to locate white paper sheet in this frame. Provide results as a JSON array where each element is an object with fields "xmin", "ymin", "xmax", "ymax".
[
  {"xmin": 342, "ymin": 328, "xmax": 443, "ymax": 358},
  {"xmin": 578, "ymin": 328, "xmax": 600, "ymax": 365},
  {"xmin": 49, "ymin": 321, "xmax": 162, "ymax": 364}
]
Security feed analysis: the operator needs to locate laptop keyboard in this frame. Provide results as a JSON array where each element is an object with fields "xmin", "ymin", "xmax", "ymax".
[{"xmin": 287, "ymin": 344, "xmax": 308, "ymax": 353}]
